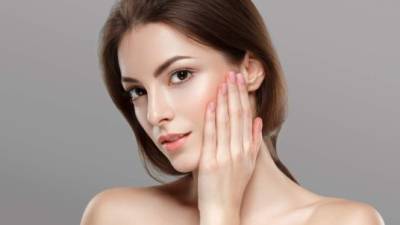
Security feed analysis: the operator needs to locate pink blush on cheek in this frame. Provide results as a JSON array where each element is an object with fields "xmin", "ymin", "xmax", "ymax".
[
  {"xmin": 181, "ymin": 74, "xmax": 217, "ymax": 109},
  {"xmin": 184, "ymin": 99, "xmax": 212, "ymax": 136}
]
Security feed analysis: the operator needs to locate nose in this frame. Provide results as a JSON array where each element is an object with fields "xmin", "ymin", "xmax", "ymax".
[{"xmin": 146, "ymin": 89, "xmax": 174, "ymax": 127}]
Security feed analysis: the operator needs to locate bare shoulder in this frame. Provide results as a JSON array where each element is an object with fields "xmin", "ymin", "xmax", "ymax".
[
  {"xmin": 308, "ymin": 197, "xmax": 385, "ymax": 225},
  {"xmin": 79, "ymin": 186, "xmax": 160, "ymax": 225}
]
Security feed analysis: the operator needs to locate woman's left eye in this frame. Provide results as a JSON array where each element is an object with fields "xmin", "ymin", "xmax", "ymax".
[{"xmin": 169, "ymin": 69, "xmax": 194, "ymax": 85}]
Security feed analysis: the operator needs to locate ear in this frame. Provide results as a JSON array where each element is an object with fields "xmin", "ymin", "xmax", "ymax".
[{"xmin": 238, "ymin": 50, "xmax": 265, "ymax": 92}]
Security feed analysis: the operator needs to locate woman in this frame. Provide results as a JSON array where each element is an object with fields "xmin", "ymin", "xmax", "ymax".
[{"xmin": 81, "ymin": 0, "xmax": 384, "ymax": 224}]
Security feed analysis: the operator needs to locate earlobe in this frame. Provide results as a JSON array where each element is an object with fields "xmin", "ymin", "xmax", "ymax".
[{"xmin": 238, "ymin": 51, "xmax": 265, "ymax": 92}]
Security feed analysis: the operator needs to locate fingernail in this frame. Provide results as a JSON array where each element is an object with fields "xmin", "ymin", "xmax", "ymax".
[
  {"xmin": 236, "ymin": 73, "xmax": 244, "ymax": 85},
  {"xmin": 208, "ymin": 101, "xmax": 215, "ymax": 113},
  {"xmin": 258, "ymin": 118, "xmax": 263, "ymax": 131},
  {"xmin": 229, "ymin": 72, "xmax": 236, "ymax": 83}
]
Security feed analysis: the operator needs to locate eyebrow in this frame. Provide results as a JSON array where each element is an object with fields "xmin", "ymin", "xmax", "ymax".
[{"xmin": 121, "ymin": 55, "xmax": 194, "ymax": 84}]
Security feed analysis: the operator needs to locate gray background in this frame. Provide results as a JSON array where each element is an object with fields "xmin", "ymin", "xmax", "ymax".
[{"xmin": 1, "ymin": 0, "xmax": 398, "ymax": 224}]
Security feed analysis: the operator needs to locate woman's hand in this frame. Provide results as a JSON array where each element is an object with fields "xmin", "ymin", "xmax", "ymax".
[{"xmin": 198, "ymin": 71, "xmax": 264, "ymax": 223}]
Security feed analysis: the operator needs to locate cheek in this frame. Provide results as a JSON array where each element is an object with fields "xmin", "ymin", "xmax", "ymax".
[
  {"xmin": 179, "ymin": 74, "xmax": 219, "ymax": 116},
  {"xmin": 133, "ymin": 108, "xmax": 153, "ymax": 138},
  {"xmin": 174, "ymin": 72, "xmax": 223, "ymax": 137},
  {"xmin": 133, "ymin": 69, "xmax": 226, "ymax": 138}
]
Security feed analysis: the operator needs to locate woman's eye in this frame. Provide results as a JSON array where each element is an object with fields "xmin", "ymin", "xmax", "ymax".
[
  {"xmin": 170, "ymin": 69, "xmax": 193, "ymax": 84},
  {"xmin": 126, "ymin": 69, "xmax": 194, "ymax": 102}
]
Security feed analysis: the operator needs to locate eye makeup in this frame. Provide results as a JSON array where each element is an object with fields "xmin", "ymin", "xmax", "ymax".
[{"xmin": 124, "ymin": 67, "xmax": 196, "ymax": 102}]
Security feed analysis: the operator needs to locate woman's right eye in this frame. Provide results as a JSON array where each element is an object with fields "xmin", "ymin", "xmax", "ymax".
[{"xmin": 126, "ymin": 69, "xmax": 194, "ymax": 102}]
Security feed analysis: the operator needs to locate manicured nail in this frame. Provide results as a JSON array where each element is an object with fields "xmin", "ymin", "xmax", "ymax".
[
  {"xmin": 229, "ymin": 72, "xmax": 236, "ymax": 83},
  {"xmin": 208, "ymin": 101, "xmax": 215, "ymax": 113},
  {"xmin": 236, "ymin": 73, "xmax": 244, "ymax": 85}
]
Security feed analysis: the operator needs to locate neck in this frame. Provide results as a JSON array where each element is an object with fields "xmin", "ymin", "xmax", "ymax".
[{"xmin": 182, "ymin": 138, "xmax": 318, "ymax": 218}]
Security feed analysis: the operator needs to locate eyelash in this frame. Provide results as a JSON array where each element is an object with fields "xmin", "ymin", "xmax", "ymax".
[{"xmin": 125, "ymin": 68, "xmax": 195, "ymax": 102}]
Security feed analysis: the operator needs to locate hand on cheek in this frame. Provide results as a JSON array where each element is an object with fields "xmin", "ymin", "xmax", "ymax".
[{"xmin": 198, "ymin": 70, "xmax": 263, "ymax": 220}]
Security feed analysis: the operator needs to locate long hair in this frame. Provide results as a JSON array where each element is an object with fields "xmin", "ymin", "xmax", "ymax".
[{"xmin": 98, "ymin": 0, "xmax": 299, "ymax": 184}]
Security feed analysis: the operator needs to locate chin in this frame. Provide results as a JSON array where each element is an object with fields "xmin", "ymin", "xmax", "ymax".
[{"xmin": 168, "ymin": 148, "xmax": 201, "ymax": 173}]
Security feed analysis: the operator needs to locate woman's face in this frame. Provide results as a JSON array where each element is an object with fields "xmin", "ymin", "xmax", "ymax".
[{"xmin": 118, "ymin": 23, "xmax": 238, "ymax": 172}]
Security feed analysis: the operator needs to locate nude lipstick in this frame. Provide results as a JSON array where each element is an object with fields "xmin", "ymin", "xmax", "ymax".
[{"xmin": 161, "ymin": 132, "xmax": 191, "ymax": 153}]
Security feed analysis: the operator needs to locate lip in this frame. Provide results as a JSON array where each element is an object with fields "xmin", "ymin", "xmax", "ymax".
[
  {"xmin": 158, "ymin": 132, "xmax": 190, "ymax": 145},
  {"xmin": 161, "ymin": 132, "xmax": 191, "ymax": 153}
]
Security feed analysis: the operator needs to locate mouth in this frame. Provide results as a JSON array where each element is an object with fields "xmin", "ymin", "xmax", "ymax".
[{"xmin": 162, "ymin": 131, "xmax": 191, "ymax": 152}]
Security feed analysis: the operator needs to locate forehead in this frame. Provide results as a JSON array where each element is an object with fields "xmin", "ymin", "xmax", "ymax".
[{"xmin": 117, "ymin": 23, "xmax": 226, "ymax": 77}]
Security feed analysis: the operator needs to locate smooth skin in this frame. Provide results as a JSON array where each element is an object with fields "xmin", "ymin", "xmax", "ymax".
[
  {"xmin": 80, "ymin": 23, "xmax": 385, "ymax": 225},
  {"xmin": 197, "ymin": 71, "xmax": 263, "ymax": 225}
]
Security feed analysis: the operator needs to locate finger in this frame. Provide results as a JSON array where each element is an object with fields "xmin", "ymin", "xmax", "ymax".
[
  {"xmin": 251, "ymin": 117, "xmax": 263, "ymax": 161},
  {"xmin": 216, "ymin": 80, "xmax": 230, "ymax": 162},
  {"xmin": 227, "ymin": 71, "xmax": 243, "ymax": 158},
  {"xmin": 236, "ymin": 72, "xmax": 252, "ymax": 154},
  {"xmin": 201, "ymin": 101, "xmax": 217, "ymax": 164}
]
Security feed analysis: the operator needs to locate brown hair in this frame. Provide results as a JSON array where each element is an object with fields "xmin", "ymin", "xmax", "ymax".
[{"xmin": 98, "ymin": 0, "xmax": 299, "ymax": 184}]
